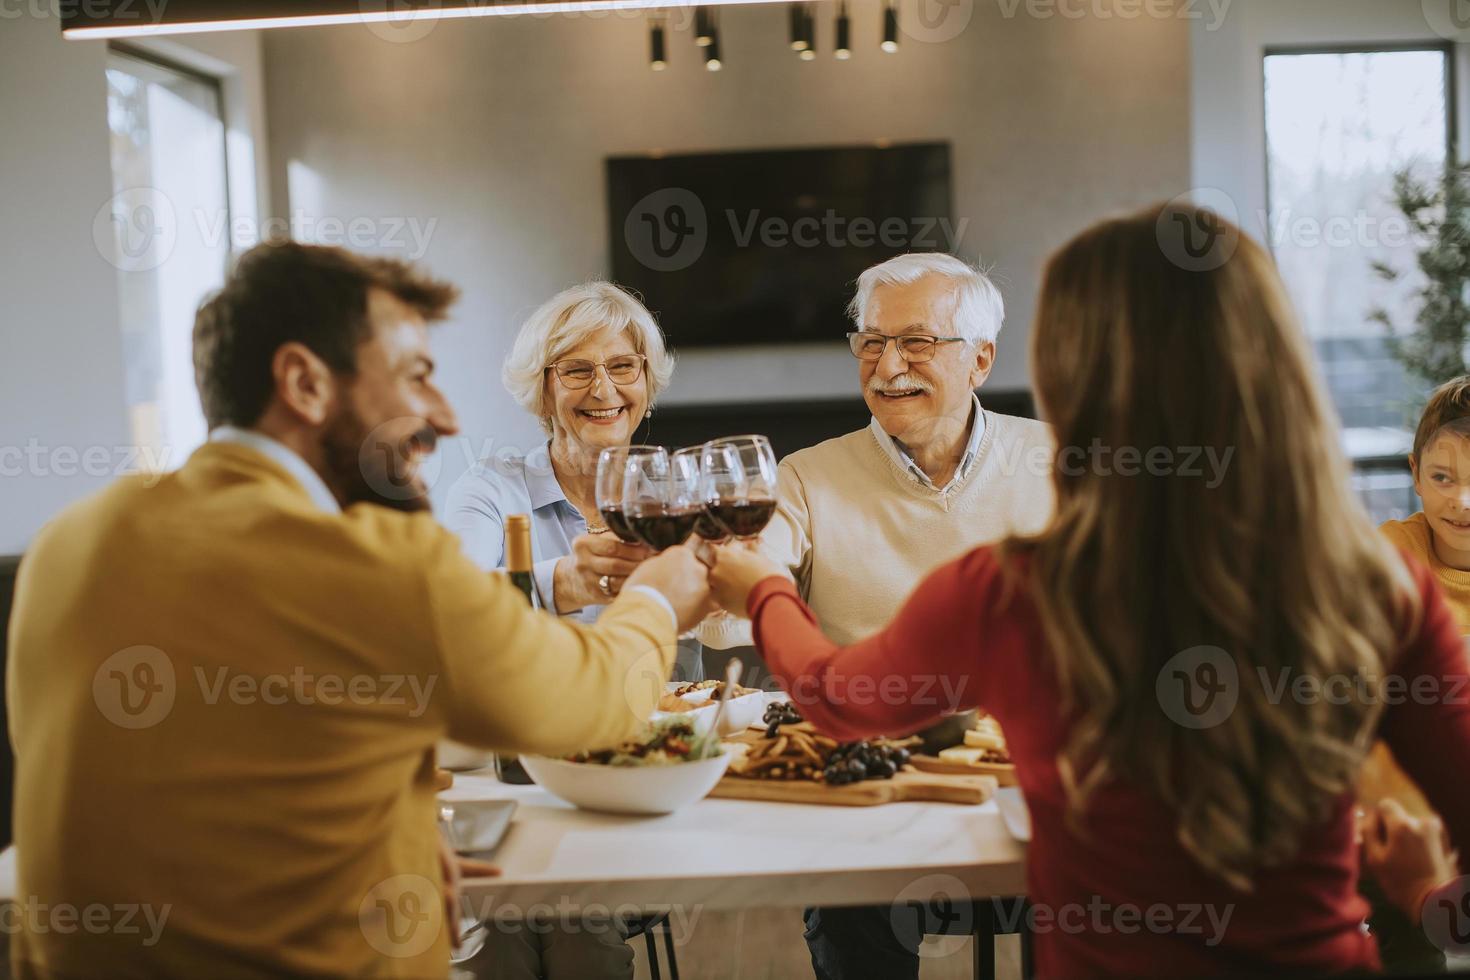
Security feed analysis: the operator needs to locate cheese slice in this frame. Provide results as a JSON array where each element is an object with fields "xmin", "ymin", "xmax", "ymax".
[
  {"xmin": 964, "ymin": 729, "xmax": 1006, "ymax": 751},
  {"xmin": 938, "ymin": 746, "xmax": 990, "ymax": 765}
]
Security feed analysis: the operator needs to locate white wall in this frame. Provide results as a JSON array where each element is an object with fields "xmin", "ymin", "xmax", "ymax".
[
  {"xmin": 0, "ymin": 13, "xmax": 268, "ymax": 554},
  {"xmin": 260, "ymin": 0, "xmax": 1193, "ymax": 506},
  {"xmin": 10, "ymin": 0, "xmax": 1454, "ymax": 552},
  {"xmin": 0, "ymin": 13, "xmax": 130, "ymax": 556},
  {"xmin": 1191, "ymin": 0, "xmax": 1470, "ymax": 240}
]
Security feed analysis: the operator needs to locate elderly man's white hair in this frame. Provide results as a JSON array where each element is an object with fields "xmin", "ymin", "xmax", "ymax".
[
  {"xmin": 847, "ymin": 252, "xmax": 1004, "ymax": 345},
  {"xmin": 502, "ymin": 281, "xmax": 675, "ymax": 433}
]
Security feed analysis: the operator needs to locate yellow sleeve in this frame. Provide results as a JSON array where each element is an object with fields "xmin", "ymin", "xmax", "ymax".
[{"xmin": 422, "ymin": 530, "xmax": 676, "ymax": 755}]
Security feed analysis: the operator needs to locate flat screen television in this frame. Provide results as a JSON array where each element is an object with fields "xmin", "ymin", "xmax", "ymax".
[{"xmin": 606, "ymin": 142, "xmax": 954, "ymax": 348}]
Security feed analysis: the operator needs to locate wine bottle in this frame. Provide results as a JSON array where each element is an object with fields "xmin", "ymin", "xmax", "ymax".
[
  {"xmin": 497, "ymin": 514, "xmax": 536, "ymax": 784},
  {"xmin": 506, "ymin": 514, "xmax": 536, "ymax": 604}
]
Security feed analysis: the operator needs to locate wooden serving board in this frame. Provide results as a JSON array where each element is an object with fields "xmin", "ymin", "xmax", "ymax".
[
  {"xmin": 909, "ymin": 754, "xmax": 1018, "ymax": 787},
  {"xmin": 709, "ymin": 768, "xmax": 997, "ymax": 807}
]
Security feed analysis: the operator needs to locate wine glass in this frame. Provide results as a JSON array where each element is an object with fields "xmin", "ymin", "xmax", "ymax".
[
  {"xmin": 595, "ymin": 445, "xmax": 661, "ymax": 545},
  {"xmin": 623, "ymin": 447, "xmax": 705, "ymax": 642},
  {"xmin": 701, "ymin": 434, "xmax": 779, "ymax": 540},
  {"xmin": 621, "ymin": 447, "xmax": 700, "ymax": 553},
  {"xmin": 673, "ymin": 446, "xmax": 729, "ymax": 545}
]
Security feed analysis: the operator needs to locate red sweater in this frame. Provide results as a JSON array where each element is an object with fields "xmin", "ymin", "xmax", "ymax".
[{"xmin": 746, "ymin": 547, "xmax": 1470, "ymax": 979}]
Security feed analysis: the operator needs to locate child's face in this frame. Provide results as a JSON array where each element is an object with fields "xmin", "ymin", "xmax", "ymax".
[{"xmin": 1412, "ymin": 432, "xmax": 1470, "ymax": 550}]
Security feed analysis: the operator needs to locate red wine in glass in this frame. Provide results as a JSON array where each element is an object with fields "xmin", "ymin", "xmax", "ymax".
[
  {"xmin": 693, "ymin": 507, "xmax": 728, "ymax": 542},
  {"xmin": 627, "ymin": 505, "xmax": 701, "ymax": 552},
  {"xmin": 598, "ymin": 506, "xmax": 642, "ymax": 545},
  {"xmin": 709, "ymin": 498, "xmax": 777, "ymax": 539}
]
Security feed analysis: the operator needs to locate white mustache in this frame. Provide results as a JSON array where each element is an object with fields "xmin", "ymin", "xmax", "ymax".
[{"xmin": 867, "ymin": 375, "xmax": 934, "ymax": 396}]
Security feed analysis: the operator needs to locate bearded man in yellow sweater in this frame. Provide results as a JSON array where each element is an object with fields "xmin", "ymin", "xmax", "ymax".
[
  {"xmin": 6, "ymin": 242, "xmax": 710, "ymax": 979},
  {"xmin": 710, "ymin": 252, "xmax": 1054, "ymax": 980}
]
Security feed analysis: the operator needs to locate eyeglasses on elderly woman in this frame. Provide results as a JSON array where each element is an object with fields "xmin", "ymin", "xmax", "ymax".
[{"xmin": 546, "ymin": 354, "xmax": 647, "ymax": 389}]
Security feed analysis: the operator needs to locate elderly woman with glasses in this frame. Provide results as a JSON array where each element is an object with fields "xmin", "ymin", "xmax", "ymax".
[
  {"xmin": 447, "ymin": 280, "xmax": 702, "ymax": 681},
  {"xmin": 444, "ymin": 282, "xmax": 701, "ymax": 980}
]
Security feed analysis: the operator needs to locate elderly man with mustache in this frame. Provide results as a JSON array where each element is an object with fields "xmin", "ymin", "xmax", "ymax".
[{"xmin": 708, "ymin": 252, "xmax": 1053, "ymax": 980}]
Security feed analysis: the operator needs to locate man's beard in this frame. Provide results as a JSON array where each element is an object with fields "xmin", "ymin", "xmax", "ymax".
[{"xmin": 321, "ymin": 407, "xmax": 437, "ymax": 513}]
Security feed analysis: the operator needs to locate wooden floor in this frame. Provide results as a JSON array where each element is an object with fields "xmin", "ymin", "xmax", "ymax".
[{"xmin": 630, "ymin": 907, "xmax": 1021, "ymax": 980}]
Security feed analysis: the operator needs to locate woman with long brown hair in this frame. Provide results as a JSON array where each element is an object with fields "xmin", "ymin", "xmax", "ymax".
[{"xmin": 709, "ymin": 203, "xmax": 1470, "ymax": 977}]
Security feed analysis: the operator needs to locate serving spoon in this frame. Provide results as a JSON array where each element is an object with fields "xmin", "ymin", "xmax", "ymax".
[{"xmin": 695, "ymin": 659, "xmax": 744, "ymax": 756}]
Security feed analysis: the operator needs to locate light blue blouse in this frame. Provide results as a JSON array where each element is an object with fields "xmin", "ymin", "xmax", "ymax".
[{"xmin": 443, "ymin": 443, "xmax": 704, "ymax": 681}]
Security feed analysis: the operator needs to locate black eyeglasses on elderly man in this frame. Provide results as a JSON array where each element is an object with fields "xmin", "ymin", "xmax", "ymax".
[{"xmin": 845, "ymin": 331, "xmax": 967, "ymax": 363}]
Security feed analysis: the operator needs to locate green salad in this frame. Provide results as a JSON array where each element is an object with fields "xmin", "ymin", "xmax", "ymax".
[{"xmin": 569, "ymin": 717, "xmax": 724, "ymax": 767}]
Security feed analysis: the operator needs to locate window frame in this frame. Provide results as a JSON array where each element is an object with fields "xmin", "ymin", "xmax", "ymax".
[
  {"xmin": 1260, "ymin": 41, "xmax": 1458, "ymax": 243},
  {"xmin": 106, "ymin": 41, "xmax": 236, "ymax": 274},
  {"xmin": 103, "ymin": 42, "xmax": 237, "ymax": 461},
  {"xmin": 1258, "ymin": 43, "xmax": 1457, "ymax": 520}
]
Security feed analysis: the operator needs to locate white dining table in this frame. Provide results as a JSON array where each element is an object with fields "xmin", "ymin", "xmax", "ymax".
[
  {"xmin": 0, "ymin": 772, "xmax": 1028, "ymax": 914},
  {"xmin": 442, "ymin": 770, "xmax": 1028, "ymax": 914}
]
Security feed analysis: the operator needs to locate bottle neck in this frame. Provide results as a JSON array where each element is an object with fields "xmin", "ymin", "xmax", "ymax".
[{"xmin": 505, "ymin": 516, "xmax": 533, "ymax": 575}]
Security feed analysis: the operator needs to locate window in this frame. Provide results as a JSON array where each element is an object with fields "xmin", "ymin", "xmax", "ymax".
[
  {"xmin": 1263, "ymin": 46, "xmax": 1453, "ymax": 522},
  {"xmin": 103, "ymin": 47, "xmax": 232, "ymax": 468}
]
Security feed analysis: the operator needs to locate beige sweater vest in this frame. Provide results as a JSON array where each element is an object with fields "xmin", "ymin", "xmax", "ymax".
[{"xmin": 707, "ymin": 410, "xmax": 1055, "ymax": 648}]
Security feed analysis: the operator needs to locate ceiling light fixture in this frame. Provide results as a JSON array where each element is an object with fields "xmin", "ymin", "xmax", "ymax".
[
  {"xmin": 834, "ymin": 1, "xmax": 850, "ymax": 59},
  {"xmin": 60, "ymin": 0, "xmax": 818, "ymax": 39},
  {"xmin": 649, "ymin": 16, "xmax": 667, "ymax": 70},
  {"xmin": 788, "ymin": 3, "xmax": 807, "ymax": 51},
  {"xmin": 881, "ymin": 0, "xmax": 898, "ymax": 52},
  {"xmin": 694, "ymin": 6, "xmax": 714, "ymax": 46}
]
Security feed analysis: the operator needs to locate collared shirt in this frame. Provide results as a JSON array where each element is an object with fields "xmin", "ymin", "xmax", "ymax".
[
  {"xmin": 445, "ymin": 443, "xmax": 695, "ymax": 675},
  {"xmin": 867, "ymin": 393, "xmax": 987, "ymax": 493},
  {"xmin": 210, "ymin": 426, "xmax": 341, "ymax": 513}
]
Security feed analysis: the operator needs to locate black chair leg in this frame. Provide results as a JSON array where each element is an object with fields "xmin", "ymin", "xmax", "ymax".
[
  {"xmin": 661, "ymin": 916, "xmax": 681, "ymax": 980},
  {"xmin": 625, "ymin": 912, "xmax": 680, "ymax": 980},
  {"xmin": 1019, "ymin": 902, "xmax": 1035, "ymax": 980},
  {"xmin": 972, "ymin": 899, "xmax": 997, "ymax": 980},
  {"xmin": 644, "ymin": 923, "xmax": 662, "ymax": 980},
  {"xmin": 973, "ymin": 897, "xmax": 1034, "ymax": 980}
]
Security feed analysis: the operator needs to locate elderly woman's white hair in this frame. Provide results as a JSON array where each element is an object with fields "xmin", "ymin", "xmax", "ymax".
[
  {"xmin": 502, "ymin": 282, "xmax": 675, "ymax": 433},
  {"xmin": 847, "ymin": 252, "xmax": 1004, "ymax": 345}
]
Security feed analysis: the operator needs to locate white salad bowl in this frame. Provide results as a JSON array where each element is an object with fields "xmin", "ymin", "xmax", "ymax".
[
  {"xmin": 436, "ymin": 739, "xmax": 496, "ymax": 772},
  {"xmin": 710, "ymin": 691, "xmax": 765, "ymax": 735},
  {"xmin": 650, "ymin": 704, "xmax": 718, "ymax": 737},
  {"xmin": 518, "ymin": 751, "xmax": 730, "ymax": 815},
  {"xmin": 672, "ymin": 687, "xmax": 767, "ymax": 736}
]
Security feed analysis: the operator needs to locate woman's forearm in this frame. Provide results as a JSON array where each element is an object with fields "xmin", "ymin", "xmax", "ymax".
[
  {"xmin": 749, "ymin": 553, "xmax": 991, "ymax": 741},
  {"xmin": 548, "ymin": 556, "xmax": 581, "ymax": 616}
]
